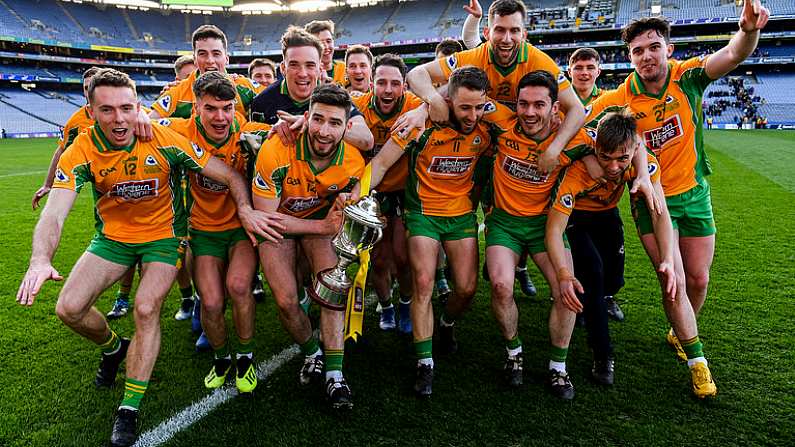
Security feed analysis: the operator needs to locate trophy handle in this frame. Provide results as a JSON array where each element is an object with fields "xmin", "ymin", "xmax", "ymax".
[{"xmin": 373, "ymin": 227, "xmax": 383, "ymax": 245}]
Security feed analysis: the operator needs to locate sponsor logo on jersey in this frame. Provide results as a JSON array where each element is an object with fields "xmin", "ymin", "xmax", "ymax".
[
  {"xmin": 157, "ymin": 95, "xmax": 171, "ymax": 112},
  {"xmin": 254, "ymin": 173, "xmax": 269, "ymax": 191},
  {"xmin": 99, "ymin": 166, "xmax": 117, "ymax": 177},
  {"xmin": 648, "ymin": 162, "xmax": 659, "ymax": 176},
  {"xmin": 285, "ymin": 177, "xmax": 301, "ymax": 185},
  {"xmin": 191, "ymin": 142, "xmax": 205, "ymax": 159},
  {"xmin": 643, "ymin": 115, "xmax": 683, "ymax": 151},
  {"xmin": 282, "ymin": 196, "xmax": 322, "ymax": 213},
  {"xmin": 501, "ymin": 155, "xmax": 548, "ymax": 183},
  {"xmin": 197, "ymin": 173, "xmax": 227, "ymax": 193},
  {"xmin": 560, "ymin": 193, "xmax": 574, "ymax": 208},
  {"xmin": 54, "ymin": 167, "xmax": 70, "ymax": 183},
  {"xmin": 110, "ymin": 179, "xmax": 158, "ymax": 201},
  {"xmin": 157, "ymin": 118, "xmax": 171, "ymax": 126},
  {"xmin": 144, "ymin": 155, "xmax": 158, "ymax": 166},
  {"xmin": 427, "ymin": 156, "xmax": 474, "ymax": 176},
  {"xmin": 446, "ymin": 55, "xmax": 457, "ymax": 70}
]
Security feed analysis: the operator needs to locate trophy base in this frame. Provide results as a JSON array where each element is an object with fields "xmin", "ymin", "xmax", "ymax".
[{"xmin": 308, "ymin": 268, "xmax": 350, "ymax": 311}]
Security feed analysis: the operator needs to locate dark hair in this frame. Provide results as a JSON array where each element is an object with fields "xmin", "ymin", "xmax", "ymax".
[
  {"xmin": 596, "ymin": 109, "xmax": 637, "ymax": 154},
  {"xmin": 83, "ymin": 66, "xmax": 101, "ymax": 80},
  {"xmin": 569, "ymin": 47, "xmax": 600, "ymax": 66},
  {"xmin": 621, "ymin": 17, "xmax": 671, "ymax": 46},
  {"xmin": 310, "ymin": 83, "xmax": 352, "ymax": 120},
  {"xmin": 448, "ymin": 66, "xmax": 489, "ymax": 98},
  {"xmin": 248, "ymin": 58, "xmax": 276, "ymax": 78},
  {"xmin": 517, "ymin": 70, "xmax": 558, "ymax": 103},
  {"xmin": 88, "ymin": 68, "xmax": 137, "ymax": 102},
  {"xmin": 281, "ymin": 26, "xmax": 323, "ymax": 60},
  {"xmin": 192, "ymin": 25, "xmax": 227, "ymax": 51},
  {"xmin": 173, "ymin": 55, "xmax": 195, "ymax": 76},
  {"xmin": 435, "ymin": 38, "xmax": 463, "ymax": 57},
  {"xmin": 373, "ymin": 53, "xmax": 408, "ymax": 79},
  {"xmin": 345, "ymin": 44, "xmax": 373, "ymax": 65},
  {"xmin": 304, "ymin": 19, "xmax": 335, "ymax": 36},
  {"xmin": 192, "ymin": 71, "xmax": 236, "ymax": 102},
  {"xmin": 488, "ymin": 0, "xmax": 527, "ymax": 26}
]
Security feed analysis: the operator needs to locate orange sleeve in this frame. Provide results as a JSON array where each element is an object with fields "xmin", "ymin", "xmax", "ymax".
[
  {"xmin": 252, "ymin": 139, "xmax": 288, "ymax": 199},
  {"xmin": 437, "ymin": 46, "xmax": 482, "ymax": 79},
  {"xmin": 52, "ymin": 135, "xmax": 91, "ymax": 192},
  {"xmin": 531, "ymin": 46, "xmax": 571, "ymax": 92},
  {"xmin": 551, "ymin": 164, "xmax": 590, "ymax": 216}
]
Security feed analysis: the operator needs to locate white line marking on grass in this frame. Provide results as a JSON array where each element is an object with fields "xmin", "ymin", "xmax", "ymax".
[
  {"xmin": 134, "ymin": 344, "xmax": 300, "ymax": 447},
  {"xmin": 0, "ymin": 170, "xmax": 47, "ymax": 179}
]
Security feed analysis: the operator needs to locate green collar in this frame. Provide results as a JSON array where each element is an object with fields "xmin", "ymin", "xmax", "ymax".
[
  {"xmin": 579, "ymin": 85, "xmax": 601, "ymax": 106},
  {"xmin": 488, "ymin": 42, "xmax": 529, "ymax": 77},
  {"xmin": 369, "ymin": 93, "xmax": 405, "ymax": 122},
  {"xmin": 630, "ymin": 62, "xmax": 672, "ymax": 99},
  {"xmin": 193, "ymin": 115, "xmax": 240, "ymax": 149},
  {"xmin": 295, "ymin": 131, "xmax": 345, "ymax": 175},
  {"xmin": 280, "ymin": 79, "xmax": 311, "ymax": 108},
  {"xmin": 91, "ymin": 126, "xmax": 136, "ymax": 153}
]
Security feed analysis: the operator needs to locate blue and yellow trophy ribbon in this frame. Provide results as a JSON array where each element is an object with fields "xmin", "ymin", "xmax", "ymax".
[{"xmin": 344, "ymin": 163, "xmax": 373, "ymax": 342}]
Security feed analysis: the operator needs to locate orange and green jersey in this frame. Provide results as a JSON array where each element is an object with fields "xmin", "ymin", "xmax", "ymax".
[
  {"xmin": 552, "ymin": 151, "xmax": 661, "ymax": 215},
  {"xmin": 158, "ymin": 113, "xmax": 269, "ymax": 232},
  {"xmin": 58, "ymin": 105, "xmax": 94, "ymax": 151},
  {"xmin": 586, "ymin": 57, "xmax": 714, "ymax": 196},
  {"xmin": 151, "ymin": 70, "xmax": 256, "ymax": 118},
  {"xmin": 328, "ymin": 60, "xmax": 347, "ymax": 86},
  {"xmin": 392, "ymin": 120, "xmax": 495, "ymax": 217},
  {"xmin": 52, "ymin": 124, "xmax": 210, "ymax": 243},
  {"xmin": 251, "ymin": 80, "xmax": 268, "ymax": 95},
  {"xmin": 252, "ymin": 131, "xmax": 364, "ymax": 218},
  {"xmin": 438, "ymin": 41, "xmax": 571, "ymax": 108},
  {"xmin": 578, "ymin": 85, "xmax": 609, "ymax": 107},
  {"xmin": 352, "ymin": 91, "xmax": 423, "ymax": 192}
]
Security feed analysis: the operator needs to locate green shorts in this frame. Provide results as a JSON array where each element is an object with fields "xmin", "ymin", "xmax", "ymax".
[
  {"xmin": 485, "ymin": 208, "xmax": 564, "ymax": 256},
  {"xmin": 634, "ymin": 178, "xmax": 716, "ymax": 238},
  {"xmin": 87, "ymin": 234, "xmax": 182, "ymax": 267},
  {"xmin": 404, "ymin": 211, "xmax": 478, "ymax": 242},
  {"xmin": 190, "ymin": 227, "xmax": 249, "ymax": 260}
]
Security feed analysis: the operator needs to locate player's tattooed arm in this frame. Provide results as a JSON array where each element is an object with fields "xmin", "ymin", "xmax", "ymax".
[
  {"xmin": 17, "ymin": 188, "xmax": 77, "ymax": 306},
  {"xmin": 538, "ymin": 86, "xmax": 586, "ymax": 173},
  {"xmin": 647, "ymin": 180, "xmax": 678, "ymax": 302},
  {"xmin": 706, "ymin": 0, "xmax": 770, "ymax": 80},
  {"xmin": 545, "ymin": 210, "xmax": 584, "ymax": 314}
]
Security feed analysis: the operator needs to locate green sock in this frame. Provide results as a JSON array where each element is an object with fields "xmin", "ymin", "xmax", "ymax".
[
  {"xmin": 238, "ymin": 337, "xmax": 254, "ymax": 357},
  {"xmin": 506, "ymin": 335, "xmax": 522, "ymax": 352},
  {"xmin": 214, "ymin": 342, "xmax": 231, "ymax": 360},
  {"xmin": 99, "ymin": 330, "xmax": 121, "ymax": 355},
  {"xmin": 179, "ymin": 285, "xmax": 193, "ymax": 299},
  {"xmin": 680, "ymin": 336, "xmax": 704, "ymax": 359},
  {"xmin": 120, "ymin": 378, "xmax": 148, "ymax": 410},
  {"xmin": 325, "ymin": 349, "xmax": 344, "ymax": 372},
  {"xmin": 299, "ymin": 336, "xmax": 321, "ymax": 357},
  {"xmin": 414, "ymin": 338, "xmax": 433, "ymax": 360},
  {"xmin": 550, "ymin": 345, "xmax": 568, "ymax": 363}
]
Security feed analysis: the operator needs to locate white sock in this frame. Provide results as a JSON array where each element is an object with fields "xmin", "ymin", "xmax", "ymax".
[
  {"xmin": 326, "ymin": 370, "xmax": 343, "ymax": 382},
  {"xmin": 507, "ymin": 345, "xmax": 523, "ymax": 357},
  {"xmin": 687, "ymin": 357, "xmax": 707, "ymax": 368},
  {"xmin": 549, "ymin": 360, "xmax": 567, "ymax": 373},
  {"xmin": 118, "ymin": 405, "xmax": 138, "ymax": 412},
  {"xmin": 418, "ymin": 358, "xmax": 434, "ymax": 368},
  {"xmin": 399, "ymin": 297, "xmax": 412, "ymax": 305},
  {"xmin": 515, "ymin": 266, "xmax": 527, "ymax": 273},
  {"xmin": 381, "ymin": 304, "xmax": 394, "ymax": 310},
  {"xmin": 236, "ymin": 352, "xmax": 253, "ymax": 360}
]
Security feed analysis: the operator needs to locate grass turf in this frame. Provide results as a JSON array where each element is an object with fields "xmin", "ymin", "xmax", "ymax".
[{"xmin": 0, "ymin": 131, "xmax": 793, "ymax": 446}]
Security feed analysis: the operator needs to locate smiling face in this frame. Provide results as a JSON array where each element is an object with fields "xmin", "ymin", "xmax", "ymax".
[
  {"xmin": 195, "ymin": 93, "xmax": 235, "ymax": 143},
  {"xmin": 448, "ymin": 86, "xmax": 487, "ymax": 134},
  {"xmin": 346, "ymin": 53, "xmax": 372, "ymax": 93},
  {"xmin": 281, "ymin": 46, "xmax": 321, "ymax": 102},
  {"xmin": 515, "ymin": 85, "xmax": 558, "ymax": 139},
  {"xmin": 250, "ymin": 65, "xmax": 276, "ymax": 87},
  {"xmin": 628, "ymin": 30, "xmax": 673, "ymax": 86},
  {"xmin": 314, "ymin": 29, "xmax": 335, "ymax": 68},
  {"xmin": 89, "ymin": 86, "xmax": 140, "ymax": 147},
  {"xmin": 568, "ymin": 57, "xmax": 601, "ymax": 95},
  {"xmin": 373, "ymin": 65, "xmax": 405, "ymax": 115},
  {"xmin": 305, "ymin": 102, "xmax": 349, "ymax": 159},
  {"xmin": 597, "ymin": 138, "xmax": 636, "ymax": 181},
  {"xmin": 176, "ymin": 62, "xmax": 196, "ymax": 81},
  {"xmin": 484, "ymin": 11, "xmax": 526, "ymax": 67},
  {"xmin": 194, "ymin": 38, "xmax": 228, "ymax": 74}
]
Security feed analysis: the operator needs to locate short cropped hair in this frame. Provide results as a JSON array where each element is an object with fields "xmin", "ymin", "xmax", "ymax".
[
  {"xmin": 488, "ymin": 0, "xmax": 527, "ymax": 26},
  {"xmin": 88, "ymin": 68, "xmax": 137, "ymax": 102},
  {"xmin": 248, "ymin": 58, "xmax": 276, "ymax": 78},
  {"xmin": 192, "ymin": 71, "xmax": 236, "ymax": 102},
  {"xmin": 435, "ymin": 38, "xmax": 463, "ymax": 57},
  {"xmin": 83, "ymin": 66, "xmax": 101, "ymax": 80},
  {"xmin": 281, "ymin": 26, "xmax": 323, "ymax": 60},
  {"xmin": 192, "ymin": 24, "xmax": 227, "ymax": 51},
  {"xmin": 305, "ymin": 19, "xmax": 335, "ymax": 36},
  {"xmin": 621, "ymin": 17, "xmax": 671, "ymax": 45},
  {"xmin": 173, "ymin": 55, "xmax": 195, "ymax": 76},
  {"xmin": 569, "ymin": 48, "xmax": 600, "ymax": 66},
  {"xmin": 517, "ymin": 70, "xmax": 558, "ymax": 104},
  {"xmin": 310, "ymin": 83, "xmax": 352, "ymax": 120},
  {"xmin": 345, "ymin": 44, "xmax": 373, "ymax": 65},
  {"xmin": 448, "ymin": 66, "xmax": 489, "ymax": 98},
  {"xmin": 373, "ymin": 53, "xmax": 408, "ymax": 79},
  {"xmin": 596, "ymin": 109, "xmax": 637, "ymax": 154}
]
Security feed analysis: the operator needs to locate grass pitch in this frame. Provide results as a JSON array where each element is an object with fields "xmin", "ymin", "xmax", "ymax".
[{"xmin": 1, "ymin": 130, "xmax": 793, "ymax": 446}]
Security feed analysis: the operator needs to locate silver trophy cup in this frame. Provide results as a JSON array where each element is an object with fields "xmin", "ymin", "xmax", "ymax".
[{"xmin": 308, "ymin": 195, "xmax": 386, "ymax": 311}]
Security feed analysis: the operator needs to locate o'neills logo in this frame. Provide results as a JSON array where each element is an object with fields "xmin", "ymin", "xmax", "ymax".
[
  {"xmin": 283, "ymin": 196, "xmax": 321, "ymax": 213},
  {"xmin": 502, "ymin": 156, "xmax": 548, "ymax": 183},
  {"xmin": 197, "ymin": 173, "xmax": 227, "ymax": 193},
  {"xmin": 110, "ymin": 179, "xmax": 158, "ymax": 201},
  {"xmin": 427, "ymin": 156, "xmax": 474, "ymax": 176},
  {"xmin": 643, "ymin": 115, "xmax": 683, "ymax": 151}
]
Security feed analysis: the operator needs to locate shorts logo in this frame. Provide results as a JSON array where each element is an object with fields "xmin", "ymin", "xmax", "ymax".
[
  {"xmin": 501, "ymin": 156, "xmax": 548, "ymax": 183},
  {"xmin": 157, "ymin": 95, "xmax": 171, "ymax": 112},
  {"xmin": 446, "ymin": 55, "xmax": 457, "ymax": 70},
  {"xmin": 648, "ymin": 162, "xmax": 659, "ymax": 176},
  {"xmin": 643, "ymin": 114, "xmax": 683, "ymax": 151},
  {"xmin": 144, "ymin": 155, "xmax": 158, "ymax": 166},
  {"xmin": 157, "ymin": 118, "xmax": 171, "ymax": 126},
  {"xmin": 283, "ymin": 196, "xmax": 321, "ymax": 213},
  {"xmin": 253, "ymin": 173, "xmax": 269, "ymax": 191},
  {"xmin": 427, "ymin": 156, "xmax": 474, "ymax": 176},
  {"xmin": 191, "ymin": 142, "xmax": 205, "ymax": 159},
  {"xmin": 110, "ymin": 179, "xmax": 158, "ymax": 201},
  {"xmin": 197, "ymin": 173, "xmax": 227, "ymax": 193},
  {"xmin": 560, "ymin": 193, "xmax": 574, "ymax": 208},
  {"xmin": 54, "ymin": 167, "xmax": 69, "ymax": 183}
]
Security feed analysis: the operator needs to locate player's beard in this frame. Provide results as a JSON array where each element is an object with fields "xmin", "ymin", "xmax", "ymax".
[
  {"xmin": 449, "ymin": 113, "xmax": 477, "ymax": 135},
  {"xmin": 309, "ymin": 129, "xmax": 345, "ymax": 159}
]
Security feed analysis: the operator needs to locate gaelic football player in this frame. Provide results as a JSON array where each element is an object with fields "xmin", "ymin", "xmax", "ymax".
[
  {"xmin": 345, "ymin": 44, "xmax": 373, "ymax": 95},
  {"xmin": 174, "ymin": 55, "xmax": 196, "ymax": 81},
  {"xmin": 248, "ymin": 58, "xmax": 277, "ymax": 94},
  {"xmin": 305, "ymin": 20, "xmax": 347, "ymax": 85}
]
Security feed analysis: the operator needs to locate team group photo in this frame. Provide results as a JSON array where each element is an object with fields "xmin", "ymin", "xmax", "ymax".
[{"xmin": 1, "ymin": 0, "xmax": 793, "ymax": 446}]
